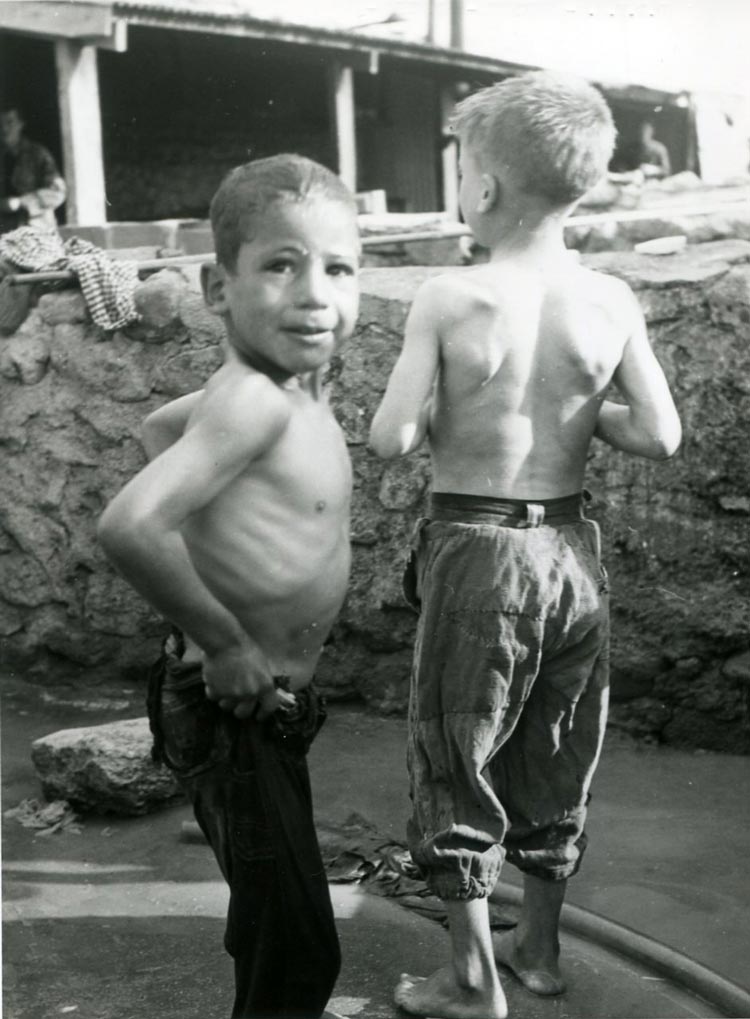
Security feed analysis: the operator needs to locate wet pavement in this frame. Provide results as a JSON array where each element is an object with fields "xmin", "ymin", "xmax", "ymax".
[{"xmin": 3, "ymin": 674, "xmax": 750, "ymax": 1019}]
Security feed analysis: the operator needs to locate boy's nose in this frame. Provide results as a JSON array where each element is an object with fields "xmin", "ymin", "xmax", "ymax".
[{"xmin": 296, "ymin": 265, "xmax": 330, "ymax": 307}]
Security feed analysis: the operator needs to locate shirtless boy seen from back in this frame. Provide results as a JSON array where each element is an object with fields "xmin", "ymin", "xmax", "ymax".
[
  {"xmin": 370, "ymin": 73, "xmax": 681, "ymax": 1019},
  {"xmin": 99, "ymin": 155, "xmax": 360, "ymax": 1019}
]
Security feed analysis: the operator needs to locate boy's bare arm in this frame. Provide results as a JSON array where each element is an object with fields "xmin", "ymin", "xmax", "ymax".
[
  {"xmin": 99, "ymin": 377, "xmax": 289, "ymax": 713},
  {"xmin": 369, "ymin": 279, "xmax": 442, "ymax": 458},
  {"xmin": 142, "ymin": 391, "xmax": 204, "ymax": 461},
  {"xmin": 595, "ymin": 288, "xmax": 681, "ymax": 460}
]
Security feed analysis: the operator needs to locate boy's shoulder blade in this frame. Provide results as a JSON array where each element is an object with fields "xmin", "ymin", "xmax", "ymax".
[
  {"xmin": 416, "ymin": 269, "xmax": 499, "ymax": 319},
  {"xmin": 580, "ymin": 263, "xmax": 633, "ymax": 298}
]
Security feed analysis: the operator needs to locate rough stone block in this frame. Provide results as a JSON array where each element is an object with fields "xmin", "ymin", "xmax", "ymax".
[
  {"xmin": 379, "ymin": 459, "xmax": 430, "ymax": 510},
  {"xmin": 608, "ymin": 696, "xmax": 672, "ymax": 740},
  {"xmin": 609, "ymin": 654, "xmax": 662, "ymax": 702},
  {"xmin": 150, "ymin": 344, "xmax": 222, "ymax": 396},
  {"xmin": 0, "ymin": 601, "xmax": 24, "ymax": 636},
  {"xmin": 718, "ymin": 495, "xmax": 750, "ymax": 515},
  {"xmin": 707, "ymin": 265, "xmax": 750, "ymax": 335},
  {"xmin": 50, "ymin": 325, "xmax": 152, "ymax": 402},
  {"xmin": 0, "ymin": 334, "xmax": 50, "ymax": 384},
  {"xmin": 31, "ymin": 717, "xmax": 181, "ymax": 815},
  {"xmin": 0, "ymin": 553, "xmax": 56, "ymax": 608},
  {"xmin": 133, "ymin": 269, "xmax": 187, "ymax": 336},
  {"xmin": 722, "ymin": 651, "xmax": 750, "ymax": 687},
  {"xmin": 38, "ymin": 290, "xmax": 89, "ymax": 326},
  {"xmin": 84, "ymin": 572, "xmax": 154, "ymax": 637}
]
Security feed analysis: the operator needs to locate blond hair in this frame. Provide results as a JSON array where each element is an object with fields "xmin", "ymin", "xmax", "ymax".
[{"xmin": 451, "ymin": 71, "xmax": 616, "ymax": 205}]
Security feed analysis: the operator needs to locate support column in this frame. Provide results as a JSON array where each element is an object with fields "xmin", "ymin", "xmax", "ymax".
[
  {"xmin": 54, "ymin": 40, "xmax": 107, "ymax": 225},
  {"xmin": 450, "ymin": 0, "xmax": 465, "ymax": 49},
  {"xmin": 440, "ymin": 86, "xmax": 460, "ymax": 220},
  {"xmin": 329, "ymin": 63, "xmax": 357, "ymax": 193}
]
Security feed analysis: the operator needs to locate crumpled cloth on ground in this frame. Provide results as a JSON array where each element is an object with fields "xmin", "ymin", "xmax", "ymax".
[
  {"xmin": 318, "ymin": 812, "xmax": 518, "ymax": 931},
  {"xmin": 0, "ymin": 226, "xmax": 139, "ymax": 330},
  {"xmin": 4, "ymin": 798, "xmax": 82, "ymax": 836}
]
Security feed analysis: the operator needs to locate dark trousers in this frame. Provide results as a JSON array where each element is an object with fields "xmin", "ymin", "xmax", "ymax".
[{"xmin": 148, "ymin": 642, "xmax": 340, "ymax": 1018}]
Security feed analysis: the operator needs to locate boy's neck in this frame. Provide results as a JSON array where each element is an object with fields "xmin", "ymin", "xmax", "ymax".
[
  {"xmin": 486, "ymin": 210, "xmax": 570, "ymax": 265},
  {"xmin": 223, "ymin": 344, "xmax": 323, "ymax": 396},
  {"xmin": 224, "ymin": 341, "xmax": 296, "ymax": 387}
]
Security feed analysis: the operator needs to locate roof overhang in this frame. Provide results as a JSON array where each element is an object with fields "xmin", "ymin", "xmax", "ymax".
[
  {"xmin": 0, "ymin": 1, "xmax": 127, "ymax": 50},
  {"xmin": 0, "ymin": 0, "xmax": 687, "ymax": 102},
  {"xmin": 121, "ymin": 0, "xmax": 536, "ymax": 79}
]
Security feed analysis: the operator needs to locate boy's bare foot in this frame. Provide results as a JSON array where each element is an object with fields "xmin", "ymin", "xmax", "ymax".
[
  {"xmin": 492, "ymin": 928, "xmax": 565, "ymax": 996},
  {"xmin": 394, "ymin": 967, "xmax": 507, "ymax": 1019}
]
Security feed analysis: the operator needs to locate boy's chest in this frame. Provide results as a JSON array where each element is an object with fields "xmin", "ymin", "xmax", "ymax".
[{"xmin": 258, "ymin": 401, "xmax": 352, "ymax": 508}]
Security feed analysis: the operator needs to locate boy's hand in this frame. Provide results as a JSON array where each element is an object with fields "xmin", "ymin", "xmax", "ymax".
[
  {"xmin": 203, "ymin": 641, "xmax": 275, "ymax": 717},
  {"xmin": 230, "ymin": 687, "xmax": 297, "ymax": 721}
]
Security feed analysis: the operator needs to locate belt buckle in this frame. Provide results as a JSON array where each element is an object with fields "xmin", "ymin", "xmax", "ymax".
[{"xmin": 524, "ymin": 503, "xmax": 545, "ymax": 528}]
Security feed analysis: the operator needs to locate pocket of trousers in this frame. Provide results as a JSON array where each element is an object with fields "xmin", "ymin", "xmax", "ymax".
[
  {"xmin": 159, "ymin": 673, "xmax": 218, "ymax": 778},
  {"xmin": 584, "ymin": 519, "xmax": 609, "ymax": 595},
  {"xmin": 402, "ymin": 517, "xmax": 431, "ymax": 613}
]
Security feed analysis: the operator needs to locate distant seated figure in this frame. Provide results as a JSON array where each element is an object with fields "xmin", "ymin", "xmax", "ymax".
[
  {"xmin": 0, "ymin": 105, "xmax": 66, "ymax": 235},
  {"xmin": 634, "ymin": 120, "xmax": 671, "ymax": 179}
]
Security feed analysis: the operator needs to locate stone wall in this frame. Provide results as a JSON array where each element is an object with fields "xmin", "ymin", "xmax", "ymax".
[{"xmin": 2, "ymin": 242, "xmax": 749, "ymax": 752}]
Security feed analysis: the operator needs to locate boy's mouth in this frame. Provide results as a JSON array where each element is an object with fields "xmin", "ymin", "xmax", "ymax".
[{"xmin": 284, "ymin": 324, "xmax": 334, "ymax": 341}]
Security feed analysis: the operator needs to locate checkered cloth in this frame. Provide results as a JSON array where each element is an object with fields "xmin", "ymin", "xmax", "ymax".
[{"xmin": 0, "ymin": 226, "xmax": 139, "ymax": 331}]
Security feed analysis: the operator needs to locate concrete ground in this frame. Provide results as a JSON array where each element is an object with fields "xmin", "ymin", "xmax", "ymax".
[{"xmin": 3, "ymin": 674, "xmax": 750, "ymax": 1019}]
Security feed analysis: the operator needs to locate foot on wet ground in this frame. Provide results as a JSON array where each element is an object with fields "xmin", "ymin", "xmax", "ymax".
[
  {"xmin": 492, "ymin": 928, "xmax": 565, "ymax": 996},
  {"xmin": 394, "ymin": 966, "xmax": 507, "ymax": 1019}
]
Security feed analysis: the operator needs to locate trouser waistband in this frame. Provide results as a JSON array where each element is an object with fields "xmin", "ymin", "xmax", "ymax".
[{"xmin": 429, "ymin": 491, "xmax": 587, "ymax": 528}]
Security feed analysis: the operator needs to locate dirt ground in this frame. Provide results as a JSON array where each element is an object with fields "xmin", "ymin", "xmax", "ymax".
[{"xmin": 3, "ymin": 673, "xmax": 750, "ymax": 1018}]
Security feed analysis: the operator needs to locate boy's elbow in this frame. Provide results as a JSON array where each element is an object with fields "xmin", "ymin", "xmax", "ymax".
[
  {"xmin": 368, "ymin": 421, "xmax": 403, "ymax": 460},
  {"xmin": 650, "ymin": 419, "xmax": 682, "ymax": 460},
  {"xmin": 97, "ymin": 501, "xmax": 128, "ymax": 560},
  {"xmin": 369, "ymin": 433, "xmax": 404, "ymax": 460},
  {"xmin": 97, "ymin": 498, "xmax": 149, "ymax": 563},
  {"xmin": 369, "ymin": 417, "xmax": 424, "ymax": 460}
]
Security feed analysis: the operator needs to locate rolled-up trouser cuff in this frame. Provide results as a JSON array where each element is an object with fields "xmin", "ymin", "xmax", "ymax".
[
  {"xmin": 410, "ymin": 822, "xmax": 504, "ymax": 900},
  {"xmin": 506, "ymin": 829, "xmax": 588, "ymax": 882}
]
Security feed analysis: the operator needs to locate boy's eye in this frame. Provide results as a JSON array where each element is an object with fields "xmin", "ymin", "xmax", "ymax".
[
  {"xmin": 266, "ymin": 259, "xmax": 295, "ymax": 274},
  {"xmin": 327, "ymin": 262, "xmax": 356, "ymax": 277}
]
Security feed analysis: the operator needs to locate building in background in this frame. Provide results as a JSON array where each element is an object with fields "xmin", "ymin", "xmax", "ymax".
[{"xmin": 0, "ymin": 0, "xmax": 741, "ymax": 228}]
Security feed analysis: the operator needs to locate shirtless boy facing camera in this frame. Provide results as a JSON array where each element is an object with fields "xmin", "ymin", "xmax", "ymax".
[{"xmin": 99, "ymin": 155, "xmax": 360, "ymax": 1019}]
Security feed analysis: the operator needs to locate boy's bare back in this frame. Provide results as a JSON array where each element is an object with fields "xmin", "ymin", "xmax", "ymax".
[
  {"xmin": 371, "ymin": 253, "xmax": 679, "ymax": 499},
  {"xmin": 428, "ymin": 258, "xmax": 633, "ymax": 499}
]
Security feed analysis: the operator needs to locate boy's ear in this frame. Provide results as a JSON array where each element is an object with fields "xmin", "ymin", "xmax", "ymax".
[
  {"xmin": 201, "ymin": 261, "xmax": 229, "ymax": 316},
  {"xmin": 477, "ymin": 173, "xmax": 499, "ymax": 214}
]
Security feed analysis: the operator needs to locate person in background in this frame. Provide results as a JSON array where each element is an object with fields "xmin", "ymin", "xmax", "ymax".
[
  {"xmin": 0, "ymin": 105, "xmax": 66, "ymax": 235},
  {"xmin": 635, "ymin": 120, "xmax": 671, "ymax": 179}
]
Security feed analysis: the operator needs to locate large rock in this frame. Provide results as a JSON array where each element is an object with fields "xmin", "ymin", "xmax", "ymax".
[{"xmin": 31, "ymin": 717, "xmax": 181, "ymax": 816}]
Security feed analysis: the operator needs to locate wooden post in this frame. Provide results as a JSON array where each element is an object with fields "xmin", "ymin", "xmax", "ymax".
[
  {"xmin": 54, "ymin": 39, "xmax": 107, "ymax": 225},
  {"xmin": 440, "ymin": 86, "xmax": 460, "ymax": 219},
  {"xmin": 329, "ymin": 63, "xmax": 357, "ymax": 192}
]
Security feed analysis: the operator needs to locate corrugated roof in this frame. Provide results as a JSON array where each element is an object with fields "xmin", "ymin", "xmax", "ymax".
[{"xmin": 111, "ymin": 0, "xmax": 537, "ymax": 77}]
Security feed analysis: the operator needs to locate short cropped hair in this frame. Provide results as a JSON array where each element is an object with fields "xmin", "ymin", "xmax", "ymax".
[
  {"xmin": 451, "ymin": 72, "xmax": 616, "ymax": 205},
  {"xmin": 210, "ymin": 154, "xmax": 357, "ymax": 270}
]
